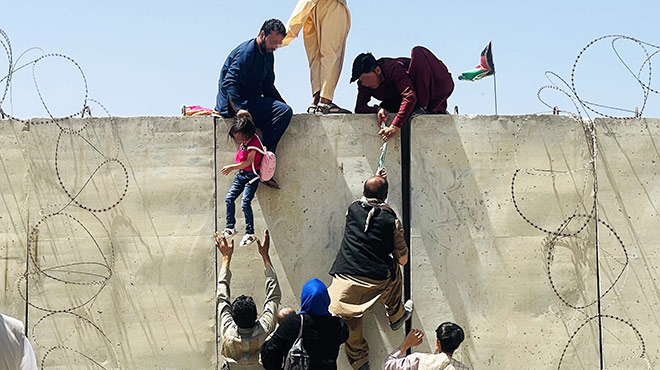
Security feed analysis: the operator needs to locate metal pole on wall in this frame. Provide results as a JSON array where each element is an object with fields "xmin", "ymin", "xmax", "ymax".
[
  {"xmin": 591, "ymin": 125, "xmax": 604, "ymax": 370},
  {"xmin": 401, "ymin": 119, "xmax": 412, "ymax": 354},
  {"xmin": 24, "ymin": 213, "xmax": 29, "ymax": 331},
  {"xmin": 491, "ymin": 41, "xmax": 498, "ymax": 115},
  {"xmin": 493, "ymin": 73, "xmax": 498, "ymax": 115},
  {"xmin": 213, "ymin": 117, "xmax": 220, "ymax": 370}
]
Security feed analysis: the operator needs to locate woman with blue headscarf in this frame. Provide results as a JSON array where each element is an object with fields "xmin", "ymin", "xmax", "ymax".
[{"xmin": 261, "ymin": 278, "xmax": 349, "ymax": 370}]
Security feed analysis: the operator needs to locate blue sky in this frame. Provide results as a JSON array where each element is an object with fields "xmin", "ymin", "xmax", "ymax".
[{"xmin": 1, "ymin": 0, "xmax": 659, "ymax": 118}]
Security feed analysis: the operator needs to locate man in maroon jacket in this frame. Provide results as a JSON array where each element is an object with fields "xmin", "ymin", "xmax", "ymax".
[{"xmin": 351, "ymin": 47, "xmax": 454, "ymax": 142}]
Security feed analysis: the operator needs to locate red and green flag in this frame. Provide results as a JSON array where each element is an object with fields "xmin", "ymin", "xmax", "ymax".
[{"xmin": 459, "ymin": 42, "xmax": 495, "ymax": 81}]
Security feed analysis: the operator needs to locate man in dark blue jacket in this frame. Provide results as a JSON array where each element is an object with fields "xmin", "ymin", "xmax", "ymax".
[{"xmin": 216, "ymin": 19, "xmax": 292, "ymax": 188}]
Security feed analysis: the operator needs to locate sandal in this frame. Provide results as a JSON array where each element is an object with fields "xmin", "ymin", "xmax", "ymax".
[
  {"xmin": 307, "ymin": 104, "xmax": 317, "ymax": 114},
  {"xmin": 261, "ymin": 178, "xmax": 280, "ymax": 189},
  {"xmin": 222, "ymin": 228, "xmax": 236, "ymax": 239},
  {"xmin": 316, "ymin": 102, "xmax": 352, "ymax": 115},
  {"xmin": 239, "ymin": 234, "xmax": 258, "ymax": 247}
]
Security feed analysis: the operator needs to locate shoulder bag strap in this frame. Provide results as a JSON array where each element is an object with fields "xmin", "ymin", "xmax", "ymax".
[{"xmin": 297, "ymin": 314, "xmax": 304, "ymax": 339}]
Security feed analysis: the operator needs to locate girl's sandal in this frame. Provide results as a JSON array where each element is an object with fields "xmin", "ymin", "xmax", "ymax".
[{"xmin": 261, "ymin": 178, "xmax": 280, "ymax": 189}]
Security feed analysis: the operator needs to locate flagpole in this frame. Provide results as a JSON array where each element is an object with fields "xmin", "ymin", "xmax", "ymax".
[
  {"xmin": 493, "ymin": 72, "xmax": 498, "ymax": 115},
  {"xmin": 490, "ymin": 40, "xmax": 497, "ymax": 115}
]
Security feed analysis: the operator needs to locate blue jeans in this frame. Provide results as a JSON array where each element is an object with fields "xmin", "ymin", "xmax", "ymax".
[
  {"xmin": 244, "ymin": 97, "xmax": 292, "ymax": 153},
  {"xmin": 225, "ymin": 170, "xmax": 259, "ymax": 234}
]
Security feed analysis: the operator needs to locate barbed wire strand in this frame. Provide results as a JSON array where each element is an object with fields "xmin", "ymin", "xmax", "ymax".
[
  {"xmin": 523, "ymin": 35, "xmax": 659, "ymax": 369},
  {"xmin": 1, "ymin": 28, "xmax": 125, "ymax": 369}
]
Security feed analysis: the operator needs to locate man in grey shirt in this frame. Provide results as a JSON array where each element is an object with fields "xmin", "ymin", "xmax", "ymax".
[{"xmin": 216, "ymin": 230, "xmax": 281, "ymax": 369}]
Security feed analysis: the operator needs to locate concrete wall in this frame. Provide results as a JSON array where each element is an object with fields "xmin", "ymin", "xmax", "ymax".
[{"xmin": 1, "ymin": 114, "xmax": 659, "ymax": 369}]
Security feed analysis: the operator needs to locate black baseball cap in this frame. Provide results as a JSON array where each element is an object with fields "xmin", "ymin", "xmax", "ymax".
[{"xmin": 350, "ymin": 53, "xmax": 378, "ymax": 83}]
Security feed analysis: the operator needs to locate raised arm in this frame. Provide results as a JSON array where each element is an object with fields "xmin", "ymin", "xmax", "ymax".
[
  {"xmin": 257, "ymin": 230, "xmax": 282, "ymax": 334},
  {"xmin": 383, "ymin": 329, "xmax": 424, "ymax": 370},
  {"xmin": 215, "ymin": 233, "xmax": 236, "ymax": 334}
]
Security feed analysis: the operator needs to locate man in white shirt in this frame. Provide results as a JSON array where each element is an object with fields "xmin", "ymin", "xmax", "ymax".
[
  {"xmin": 0, "ymin": 313, "xmax": 38, "ymax": 370},
  {"xmin": 383, "ymin": 322, "xmax": 469, "ymax": 370}
]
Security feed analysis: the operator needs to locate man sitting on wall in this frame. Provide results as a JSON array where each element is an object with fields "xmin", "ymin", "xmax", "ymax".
[
  {"xmin": 215, "ymin": 230, "xmax": 281, "ymax": 369},
  {"xmin": 327, "ymin": 169, "xmax": 413, "ymax": 370},
  {"xmin": 384, "ymin": 322, "xmax": 470, "ymax": 370},
  {"xmin": 215, "ymin": 19, "xmax": 293, "ymax": 189}
]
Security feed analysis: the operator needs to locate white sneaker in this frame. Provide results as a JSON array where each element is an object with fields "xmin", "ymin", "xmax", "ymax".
[
  {"xmin": 239, "ymin": 234, "xmax": 257, "ymax": 247},
  {"xmin": 222, "ymin": 228, "xmax": 236, "ymax": 239},
  {"xmin": 390, "ymin": 300, "xmax": 414, "ymax": 331}
]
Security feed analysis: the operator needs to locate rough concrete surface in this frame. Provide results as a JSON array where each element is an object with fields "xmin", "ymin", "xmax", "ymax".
[{"xmin": 1, "ymin": 114, "xmax": 659, "ymax": 369}]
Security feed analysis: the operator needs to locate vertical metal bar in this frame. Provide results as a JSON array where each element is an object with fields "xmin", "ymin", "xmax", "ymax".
[
  {"xmin": 401, "ymin": 120, "xmax": 412, "ymax": 354},
  {"xmin": 592, "ymin": 125, "xmax": 603, "ymax": 370},
  {"xmin": 24, "ymin": 120, "xmax": 30, "ymax": 332},
  {"xmin": 213, "ymin": 117, "xmax": 220, "ymax": 370},
  {"xmin": 493, "ymin": 73, "xmax": 498, "ymax": 115},
  {"xmin": 24, "ymin": 212, "xmax": 29, "ymax": 332}
]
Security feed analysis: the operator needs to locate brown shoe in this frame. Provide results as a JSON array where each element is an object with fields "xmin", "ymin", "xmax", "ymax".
[{"xmin": 261, "ymin": 178, "xmax": 280, "ymax": 189}]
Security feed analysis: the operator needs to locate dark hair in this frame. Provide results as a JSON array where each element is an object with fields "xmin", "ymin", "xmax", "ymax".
[
  {"xmin": 350, "ymin": 52, "xmax": 380, "ymax": 83},
  {"xmin": 260, "ymin": 19, "xmax": 286, "ymax": 37},
  {"xmin": 436, "ymin": 322, "xmax": 464, "ymax": 354},
  {"xmin": 363, "ymin": 175, "xmax": 388, "ymax": 201},
  {"xmin": 232, "ymin": 295, "xmax": 257, "ymax": 329},
  {"xmin": 228, "ymin": 114, "xmax": 256, "ymax": 140}
]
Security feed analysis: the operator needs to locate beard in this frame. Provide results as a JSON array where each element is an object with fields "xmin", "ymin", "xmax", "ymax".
[{"xmin": 258, "ymin": 40, "xmax": 270, "ymax": 54}]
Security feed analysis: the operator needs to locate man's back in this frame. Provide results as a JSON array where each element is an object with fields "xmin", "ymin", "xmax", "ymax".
[
  {"xmin": 217, "ymin": 264, "xmax": 281, "ymax": 367},
  {"xmin": 329, "ymin": 200, "xmax": 398, "ymax": 280},
  {"xmin": 221, "ymin": 322, "xmax": 269, "ymax": 366}
]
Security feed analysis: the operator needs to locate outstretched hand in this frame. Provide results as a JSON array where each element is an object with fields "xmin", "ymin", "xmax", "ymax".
[
  {"xmin": 379, "ymin": 125, "xmax": 399, "ymax": 142},
  {"xmin": 400, "ymin": 329, "xmax": 424, "ymax": 351},
  {"xmin": 257, "ymin": 229, "xmax": 271, "ymax": 262},
  {"xmin": 215, "ymin": 232, "xmax": 234, "ymax": 259},
  {"xmin": 221, "ymin": 165, "xmax": 234, "ymax": 176},
  {"xmin": 236, "ymin": 109, "xmax": 253, "ymax": 121},
  {"xmin": 377, "ymin": 168, "xmax": 388, "ymax": 180}
]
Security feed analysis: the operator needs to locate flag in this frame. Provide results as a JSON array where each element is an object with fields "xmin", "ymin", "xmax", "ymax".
[{"xmin": 458, "ymin": 42, "xmax": 495, "ymax": 81}]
